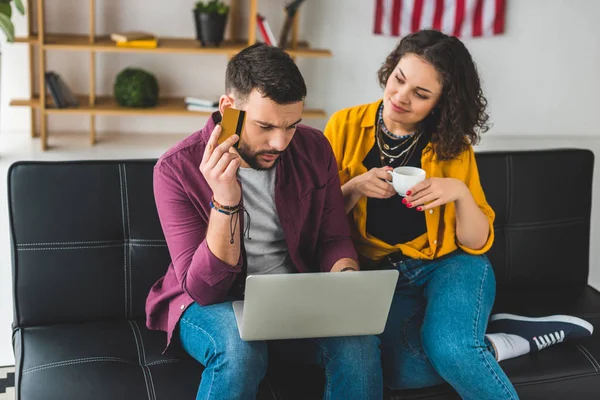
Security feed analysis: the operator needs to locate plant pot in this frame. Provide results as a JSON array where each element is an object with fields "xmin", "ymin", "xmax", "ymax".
[{"xmin": 193, "ymin": 9, "xmax": 228, "ymax": 47}]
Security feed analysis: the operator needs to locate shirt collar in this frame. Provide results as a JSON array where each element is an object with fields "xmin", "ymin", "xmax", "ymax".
[{"xmin": 361, "ymin": 99, "xmax": 383, "ymax": 128}]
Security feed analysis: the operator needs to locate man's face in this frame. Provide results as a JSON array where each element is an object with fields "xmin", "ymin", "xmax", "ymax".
[{"xmin": 226, "ymin": 89, "xmax": 303, "ymax": 170}]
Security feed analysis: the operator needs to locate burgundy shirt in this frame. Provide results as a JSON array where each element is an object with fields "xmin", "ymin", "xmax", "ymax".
[{"xmin": 145, "ymin": 112, "xmax": 358, "ymax": 349}]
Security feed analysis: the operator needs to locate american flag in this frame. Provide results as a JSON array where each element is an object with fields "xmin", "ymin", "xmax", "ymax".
[{"xmin": 374, "ymin": 0, "xmax": 506, "ymax": 38}]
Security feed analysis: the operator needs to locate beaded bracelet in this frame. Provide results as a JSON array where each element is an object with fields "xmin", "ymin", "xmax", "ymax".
[
  {"xmin": 211, "ymin": 196, "xmax": 241, "ymax": 212},
  {"xmin": 210, "ymin": 200, "xmax": 239, "ymax": 215},
  {"xmin": 209, "ymin": 197, "xmax": 251, "ymax": 244}
]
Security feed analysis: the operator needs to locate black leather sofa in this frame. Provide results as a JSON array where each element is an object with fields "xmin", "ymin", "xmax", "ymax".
[{"xmin": 8, "ymin": 149, "xmax": 600, "ymax": 399}]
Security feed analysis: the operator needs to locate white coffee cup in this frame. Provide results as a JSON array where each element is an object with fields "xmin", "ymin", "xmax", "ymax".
[{"xmin": 386, "ymin": 166, "xmax": 426, "ymax": 197}]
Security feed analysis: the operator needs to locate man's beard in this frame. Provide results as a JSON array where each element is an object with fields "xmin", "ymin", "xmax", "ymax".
[{"xmin": 237, "ymin": 140, "xmax": 281, "ymax": 170}]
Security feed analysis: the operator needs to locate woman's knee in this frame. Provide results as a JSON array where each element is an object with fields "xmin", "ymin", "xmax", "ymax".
[{"xmin": 421, "ymin": 327, "xmax": 477, "ymax": 375}]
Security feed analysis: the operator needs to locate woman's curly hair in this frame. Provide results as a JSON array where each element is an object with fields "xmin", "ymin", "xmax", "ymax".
[{"xmin": 377, "ymin": 30, "xmax": 490, "ymax": 160}]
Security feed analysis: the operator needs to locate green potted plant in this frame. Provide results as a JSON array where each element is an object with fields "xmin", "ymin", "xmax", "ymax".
[
  {"xmin": 193, "ymin": 0, "xmax": 229, "ymax": 47},
  {"xmin": 0, "ymin": 0, "xmax": 25, "ymax": 43},
  {"xmin": 113, "ymin": 67, "xmax": 160, "ymax": 108}
]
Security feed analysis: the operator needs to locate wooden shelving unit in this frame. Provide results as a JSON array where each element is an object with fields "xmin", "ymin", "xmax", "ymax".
[
  {"xmin": 10, "ymin": 0, "xmax": 332, "ymax": 150},
  {"xmin": 10, "ymin": 95, "xmax": 327, "ymax": 118}
]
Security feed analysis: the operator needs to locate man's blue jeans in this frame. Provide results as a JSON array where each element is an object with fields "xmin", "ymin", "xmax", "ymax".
[
  {"xmin": 380, "ymin": 251, "xmax": 519, "ymax": 399},
  {"xmin": 179, "ymin": 299, "xmax": 383, "ymax": 400}
]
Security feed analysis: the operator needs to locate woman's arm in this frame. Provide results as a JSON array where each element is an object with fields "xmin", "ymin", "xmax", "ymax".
[{"xmin": 454, "ymin": 186, "xmax": 490, "ymax": 250}]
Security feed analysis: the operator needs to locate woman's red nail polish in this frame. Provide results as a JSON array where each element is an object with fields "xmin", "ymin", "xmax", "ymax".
[
  {"xmin": 406, "ymin": 191, "xmax": 412, "ymax": 196},
  {"xmin": 402, "ymin": 198, "xmax": 407, "ymax": 204},
  {"xmin": 407, "ymin": 203, "xmax": 413, "ymax": 208},
  {"xmin": 417, "ymin": 207, "xmax": 423, "ymax": 211}
]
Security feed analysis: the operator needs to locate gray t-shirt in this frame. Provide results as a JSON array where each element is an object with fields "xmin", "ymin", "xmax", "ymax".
[{"xmin": 237, "ymin": 167, "xmax": 296, "ymax": 276}]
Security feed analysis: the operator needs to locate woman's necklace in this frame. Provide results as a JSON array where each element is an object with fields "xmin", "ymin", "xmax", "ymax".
[
  {"xmin": 376, "ymin": 103, "xmax": 422, "ymax": 167},
  {"xmin": 376, "ymin": 123, "xmax": 422, "ymax": 166}
]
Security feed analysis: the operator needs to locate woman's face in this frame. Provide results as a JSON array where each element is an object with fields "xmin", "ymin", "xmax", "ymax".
[{"xmin": 383, "ymin": 53, "xmax": 443, "ymax": 130}]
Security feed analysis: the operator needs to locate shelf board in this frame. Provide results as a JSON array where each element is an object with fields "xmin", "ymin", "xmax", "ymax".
[
  {"xmin": 13, "ymin": 34, "xmax": 332, "ymax": 57},
  {"xmin": 10, "ymin": 98, "xmax": 40, "ymax": 108},
  {"xmin": 10, "ymin": 96, "xmax": 328, "ymax": 119},
  {"xmin": 14, "ymin": 35, "xmax": 39, "ymax": 44}
]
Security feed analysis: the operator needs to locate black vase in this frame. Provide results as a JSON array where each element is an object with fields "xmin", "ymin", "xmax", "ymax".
[{"xmin": 193, "ymin": 10, "xmax": 228, "ymax": 47}]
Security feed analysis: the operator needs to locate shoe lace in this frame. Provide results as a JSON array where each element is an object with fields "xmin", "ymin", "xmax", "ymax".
[{"xmin": 533, "ymin": 330, "xmax": 565, "ymax": 350}]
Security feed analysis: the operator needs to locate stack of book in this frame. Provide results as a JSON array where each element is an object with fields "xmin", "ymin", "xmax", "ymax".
[
  {"xmin": 185, "ymin": 97, "xmax": 219, "ymax": 113},
  {"xmin": 45, "ymin": 71, "xmax": 79, "ymax": 109},
  {"xmin": 110, "ymin": 31, "xmax": 158, "ymax": 48}
]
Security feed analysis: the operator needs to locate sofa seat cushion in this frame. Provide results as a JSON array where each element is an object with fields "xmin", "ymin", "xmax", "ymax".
[{"xmin": 14, "ymin": 319, "xmax": 201, "ymax": 400}]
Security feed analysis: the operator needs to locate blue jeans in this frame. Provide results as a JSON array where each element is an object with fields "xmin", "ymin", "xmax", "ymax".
[
  {"xmin": 179, "ymin": 300, "xmax": 383, "ymax": 400},
  {"xmin": 379, "ymin": 251, "xmax": 520, "ymax": 400}
]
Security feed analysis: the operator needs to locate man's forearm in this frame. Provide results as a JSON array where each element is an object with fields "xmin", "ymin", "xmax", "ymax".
[{"xmin": 205, "ymin": 209, "xmax": 241, "ymax": 266}]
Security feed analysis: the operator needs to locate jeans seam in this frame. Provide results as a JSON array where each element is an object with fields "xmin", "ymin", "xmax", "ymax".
[
  {"xmin": 402, "ymin": 305, "xmax": 429, "ymax": 362},
  {"xmin": 473, "ymin": 257, "xmax": 517, "ymax": 399},
  {"xmin": 314, "ymin": 338, "xmax": 333, "ymax": 400},
  {"xmin": 180, "ymin": 316, "xmax": 217, "ymax": 399},
  {"xmin": 472, "ymin": 256, "xmax": 488, "ymax": 347}
]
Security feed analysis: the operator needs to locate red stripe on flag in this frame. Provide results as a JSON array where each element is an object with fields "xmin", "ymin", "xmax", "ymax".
[
  {"xmin": 473, "ymin": 0, "xmax": 484, "ymax": 37},
  {"xmin": 391, "ymin": 0, "xmax": 402, "ymax": 36},
  {"xmin": 494, "ymin": 0, "xmax": 506, "ymax": 34},
  {"xmin": 374, "ymin": 0, "xmax": 384, "ymax": 34},
  {"xmin": 412, "ymin": 0, "xmax": 424, "ymax": 33},
  {"xmin": 433, "ymin": 0, "xmax": 444, "ymax": 31},
  {"xmin": 453, "ymin": 0, "xmax": 466, "ymax": 37}
]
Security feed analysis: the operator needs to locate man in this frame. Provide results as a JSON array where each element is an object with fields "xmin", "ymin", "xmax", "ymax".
[{"xmin": 145, "ymin": 43, "xmax": 383, "ymax": 399}]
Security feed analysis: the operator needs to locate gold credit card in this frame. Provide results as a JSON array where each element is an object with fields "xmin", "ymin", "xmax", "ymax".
[{"xmin": 219, "ymin": 107, "xmax": 246, "ymax": 146}]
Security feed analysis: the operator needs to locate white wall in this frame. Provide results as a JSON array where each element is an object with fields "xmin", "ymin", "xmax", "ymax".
[{"xmin": 1, "ymin": 0, "xmax": 599, "ymax": 366}]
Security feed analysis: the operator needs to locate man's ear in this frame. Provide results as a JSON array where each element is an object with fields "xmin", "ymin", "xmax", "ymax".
[{"xmin": 219, "ymin": 94, "xmax": 235, "ymax": 116}]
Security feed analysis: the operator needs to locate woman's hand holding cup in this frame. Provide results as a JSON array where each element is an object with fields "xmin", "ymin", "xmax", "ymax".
[{"xmin": 350, "ymin": 167, "xmax": 397, "ymax": 199}]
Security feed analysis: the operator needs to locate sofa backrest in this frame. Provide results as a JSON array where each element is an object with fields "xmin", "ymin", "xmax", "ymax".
[
  {"xmin": 476, "ymin": 149, "xmax": 593, "ymax": 290},
  {"xmin": 8, "ymin": 149, "xmax": 594, "ymax": 328},
  {"xmin": 8, "ymin": 161, "xmax": 170, "ymax": 328}
]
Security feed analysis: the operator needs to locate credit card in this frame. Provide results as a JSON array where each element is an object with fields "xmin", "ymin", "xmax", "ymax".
[{"xmin": 219, "ymin": 107, "xmax": 246, "ymax": 146}]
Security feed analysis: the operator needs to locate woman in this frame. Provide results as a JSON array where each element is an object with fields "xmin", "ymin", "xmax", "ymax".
[{"xmin": 324, "ymin": 30, "xmax": 593, "ymax": 399}]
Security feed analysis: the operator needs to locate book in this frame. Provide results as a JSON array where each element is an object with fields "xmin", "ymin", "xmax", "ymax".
[
  {"xmin": 187, "ymin": 104, "xmax": 219, "ymax": 113},
  {"xmin": 256, "ymin": 14, "xmax": 278, "ymax": 46},
  {"xmin": 256, "ymin": 14, "xmax": 272, "ymax": 46},
  {"xmin": 184, "ymin": 97, "xmax": 219, "ymax": 108},
  {"xmin": 45, "ymin": 72, "xmax": 79, "ymax": 109},
  {"xmin": 110, "ymin": 31, "xmax": 156, "ymax": 42},
  {"xmin": 54, "ymin": 74, "xmax": 79, "ymax": 107},
  {"xmin": 262, "ymin": 16, "xmax": 278, "ymax": 47},
  {"xmin": 115, "ymin": 39, "xmax": 158, "ymax": 49},
  {"xmin": 45, "ymin": 72, "xmax": 65, "ymax": 108}
]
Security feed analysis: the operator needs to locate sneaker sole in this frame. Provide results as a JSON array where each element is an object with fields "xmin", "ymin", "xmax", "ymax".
[{"xmin": 490, "ymin": 313, "xmax": 594, "ymax": 335}]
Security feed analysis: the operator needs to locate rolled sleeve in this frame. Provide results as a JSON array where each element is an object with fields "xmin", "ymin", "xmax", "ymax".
[{"xmin": 457, "ymin": 147, "xmax": 496, "ymax": 255}]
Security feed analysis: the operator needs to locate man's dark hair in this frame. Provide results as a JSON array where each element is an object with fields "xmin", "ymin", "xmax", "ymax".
[{"xmin": 225, "ymin": 43, "xmax": 307, "ymax": 105}]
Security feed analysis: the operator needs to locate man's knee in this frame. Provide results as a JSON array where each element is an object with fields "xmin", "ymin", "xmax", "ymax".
[
  {"xmin": 218, "ymin": 338, "xmax": 269, "ymax": 379},
  {"xmin": 180, "ymin": 310, "xmax": 269, "ymax": 377}
]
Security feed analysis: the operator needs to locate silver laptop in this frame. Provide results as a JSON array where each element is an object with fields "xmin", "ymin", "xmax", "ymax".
[{"xmin": 232, "ymin": 270, "xmax": 399, "ymax": 341}]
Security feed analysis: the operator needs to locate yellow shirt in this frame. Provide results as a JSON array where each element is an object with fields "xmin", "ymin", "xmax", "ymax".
[{"xmin": 324, "ymin": 100, "xmax": 495, "ymax": 261}]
